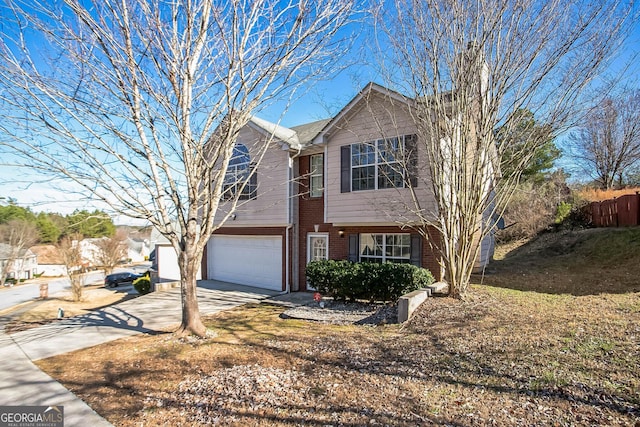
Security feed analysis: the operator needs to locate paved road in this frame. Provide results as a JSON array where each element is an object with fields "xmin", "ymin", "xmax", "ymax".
[
  {"xmin": 0, "ymin": 272, "xmax": 103, "ymax": 312},
  {"xmin": 0, "ymin": 265, "xmax": 150, "ymax": 312}
]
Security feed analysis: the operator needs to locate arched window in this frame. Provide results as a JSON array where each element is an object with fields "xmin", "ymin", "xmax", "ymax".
[{"xmin": 222, "ymin": 144, "xmax": 257, "ymax": 200}]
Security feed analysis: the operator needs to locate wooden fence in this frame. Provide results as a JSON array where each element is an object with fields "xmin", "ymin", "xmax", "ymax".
[{"xmin": 585, "ymin": 193, "xmax": 640, "ymax": 227}]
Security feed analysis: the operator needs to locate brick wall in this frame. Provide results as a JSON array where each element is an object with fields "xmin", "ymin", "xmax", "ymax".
[
  {"xmin": 298, "ymin": 155, "xmax": 328, "ymax": 288},
  {"xmin": 326, "ymin": 225, "xmax": 442, "ymax": 281},
  {"xmin": 297, "ymin": 154, "xmax": 442, "ymax": 289}
]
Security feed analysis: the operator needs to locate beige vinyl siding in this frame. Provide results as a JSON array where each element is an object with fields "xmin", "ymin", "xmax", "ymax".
[
  {"xmin": 215, "ymin": 126, "xmax": 290, "ymax": 226},
  {"xmin": 325, "ymin": 93, "xmax": 437, "ymax": 225},
  {"xmin": 474, "ymin": 230, "xmax": 495, "ymax": 271}
]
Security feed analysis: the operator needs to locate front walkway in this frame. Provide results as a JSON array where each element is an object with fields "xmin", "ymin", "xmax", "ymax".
[{"xmin": 0, "ymin": 281, "xmax": 281, "ymax": 426}]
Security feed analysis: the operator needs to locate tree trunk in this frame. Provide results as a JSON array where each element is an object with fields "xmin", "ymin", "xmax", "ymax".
[{"xmin": 176, "ymin": 245, "xmax": 207, "ymax": 337}]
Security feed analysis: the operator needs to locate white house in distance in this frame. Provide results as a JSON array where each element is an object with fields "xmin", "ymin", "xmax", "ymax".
[
  {"xmin": 77, "ymin": 237, "xmax": 150, "ymax": 267},
  {"xmin": 77, "ymin": 238, "xmax": 103, "ymax": 269},
  {"xmin": 30, "ymin": 244, "xmax": 66, "ymax": 277},
  {"xmin": 126, "ymin": 237, "xmax": 151, "ymax": 263},
  {"xmin": 0, "ymin": 243, "xmax": 38, "ymax": 282},
  {"xmin": 149, "ymin": 227, "xmax": 201, "ymax": 283}
]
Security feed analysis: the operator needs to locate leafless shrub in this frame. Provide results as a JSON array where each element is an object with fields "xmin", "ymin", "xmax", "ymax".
[
  {"xmin": 58, "ymin": 234, "xmax": 85, "ymax": 302},
  {"xmin": 0, "ymin": 219, "xmax": 39, "ymax": 286},
  {"xmin": 95, "ymin": 231, "xmax": 128, "ymax": 275},
  {"xmin": 497, "ymin": 177, "xmax": 571, "ymax": 242}
]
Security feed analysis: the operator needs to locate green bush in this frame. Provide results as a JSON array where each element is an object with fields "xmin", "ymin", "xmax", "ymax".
[
  {"xmin": 306, "ymin": 260, "xmax": 434, "ymax": 302},
  {"xmin": 555, "ymin": 202, "xmax": 572, "ymax": 224},
  {"xmin": 133, "ymin": 275, "xmax": 151, "ymax": 295}
]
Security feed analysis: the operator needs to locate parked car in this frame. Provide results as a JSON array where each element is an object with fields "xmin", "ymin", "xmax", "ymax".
[{"xmin": 104, "ymin": 272, "xmax": 142, "ymax": 288}]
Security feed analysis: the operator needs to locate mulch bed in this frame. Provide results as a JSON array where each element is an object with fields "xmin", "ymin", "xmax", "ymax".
[{"xmin": 280, "ymin": 299, "xmax": 398, "ymax": 325}]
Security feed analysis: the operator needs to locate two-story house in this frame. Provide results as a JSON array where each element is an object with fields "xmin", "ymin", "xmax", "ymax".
[
  {"xmin": 1, "ymin": 243, "xmax": 38, "ymax": 283},
  {"xmin": 200, "ymin": 82, "xmax": 494, "ymax": 292}
]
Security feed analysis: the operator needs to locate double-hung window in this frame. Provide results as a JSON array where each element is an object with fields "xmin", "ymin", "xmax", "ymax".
[
  {"xmin": 309, "ymin": 154, "xmax": 324, "ymax": 197},
  {"xmin": 342, "ymin": 134, "xmax": 417, "ymax": 193},
  {"xmin": 359, "ymin": 233, "xmax": 411, "ymax": 263},
  {"xmin": 376, "ymin": 137, "xmax": 405, "ymax": 189}
]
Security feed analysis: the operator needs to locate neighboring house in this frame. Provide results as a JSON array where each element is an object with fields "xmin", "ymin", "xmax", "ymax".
[
  {"xmin": 0, "ymin": 243, "xmax": 38, "ymax": 281},
  {"xmin": 78, "ymin": 238, "xmax": 104, "ymax": 269},
  {"xmin": 79, "ymin": 237, "xmax": 149, "ymax": 267},
  {"xmin": 196, "ymin": 82, "xmax": 495, "ymax": 292},
  {"xmin": 30, "ymin": 245, "xmax": 67, "ymax": 277},
  {"xmin": 149, "ymin": 226, "xmax": 201, "ymax": 283},
  {"xmin": 126, "ymin": 237, "xmax": 151, "ymax": 263}
]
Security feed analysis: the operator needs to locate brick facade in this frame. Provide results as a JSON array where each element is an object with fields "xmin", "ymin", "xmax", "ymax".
[
  {"xmin": 297, "ymin": 154, "xmax": 442, "ymax": 291},
  {"xmin": 298, "ymin": 154, "xmax": 328, "ymax": 289}
]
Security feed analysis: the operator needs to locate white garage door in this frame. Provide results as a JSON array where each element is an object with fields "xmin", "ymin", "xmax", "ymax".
[{"xmin": 208, "ymin": 235, "xmax": 283, "ymax": 291}]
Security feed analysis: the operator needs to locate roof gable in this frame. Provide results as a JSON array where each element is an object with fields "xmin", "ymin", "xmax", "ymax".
[
  {"xmin": 247, "ymin": 116, "xmax": 300, "ymax": 150},
  {"xmin": 311, "ymin": 82, "xmax": 413, "ymax": 145},
  {"xmin": 30, "ymin": 244, "xmax": 64, "ymax": 264},
  {"xmin": 237, "ymin": 83, "xmax": 412, "ymax": 153},
  {"xmin": 0, "ymin": 243, "xmax": 35, "ymax": 260}
]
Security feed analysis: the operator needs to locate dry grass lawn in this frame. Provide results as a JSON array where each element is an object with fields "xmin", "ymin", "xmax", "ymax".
[
  {"xmin": 34, "ymin": 229, "xmax": 640, "ymax": 426},
  {"xmin": 4, "ymin": 285, "xmax": 135, "ymax": 333}
]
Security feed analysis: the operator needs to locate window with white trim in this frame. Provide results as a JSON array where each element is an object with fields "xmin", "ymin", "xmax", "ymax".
[
  {"xmin": 310, "ymin": 154, "xmax": 323, "ymax": 197},
  {"xmin": 222, "ymin": 143, "xmax": 257, "ymax": 201},
  {"xmin": 351, "ymin": 136, "xmax": 408, "ymax": 191},
  {"xmin": 359, "ymin": 233, "xmax": 411, "ymax": 263}
]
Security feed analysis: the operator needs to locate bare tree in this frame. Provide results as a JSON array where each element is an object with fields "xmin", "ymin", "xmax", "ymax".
[
  {"xmin": 58, "ymin": 234, "xmax": 85, "ymax": 302},
  {"xmin": 0, "ymin": 219, "xmax": 39, "ymax": 286},
  {"xmin": 95, "ymin": 230, "xmax": 128, "ymax": 275},
  {"xmin": 376, "ymin": 0, "xmax": 634, "ymax": 298},
  {"xmin": 0, "ymin": 0, "xmax": 357, "ymax": 335},
  {"xmin": 569, "ymin": 91, "xmax": 640, "ymax": 189}
]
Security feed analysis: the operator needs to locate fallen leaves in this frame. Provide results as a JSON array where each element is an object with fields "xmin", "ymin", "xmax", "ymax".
[{"xmin": 36, "ymin": 286, "xmax": 640, "ymax": 426}]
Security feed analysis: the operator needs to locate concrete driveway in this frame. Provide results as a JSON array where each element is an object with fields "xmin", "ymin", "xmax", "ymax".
[
  {"xmin": 0, "ymin": 281, "xmax": 280, "ymax": 426},
  {"xmin": 11, "ymin": 280, "xmax": 279, "ymax": 360}
]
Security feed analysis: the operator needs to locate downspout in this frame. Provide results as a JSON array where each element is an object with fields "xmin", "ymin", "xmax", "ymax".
[
  {"xmin": 284, "ymin": 225, "xmax": 291, "ymax": 294},
  {"xmin": 286, "ymin": 146, "xmax": 303, "ymax": 293}
]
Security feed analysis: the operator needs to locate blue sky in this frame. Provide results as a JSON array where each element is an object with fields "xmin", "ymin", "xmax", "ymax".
[
  {"xmin": 0, "ymin": 4, "xmax": 378, "ymax": 217},
  {"xmin": 1, "ymin": 2, "xmax": 639, "ymax": 218}
]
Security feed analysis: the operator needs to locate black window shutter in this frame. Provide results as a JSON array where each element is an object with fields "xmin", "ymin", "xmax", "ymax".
[
  {"xmin": 405, "ymin": 135, "xmax": 418, "ymax": 188},
  {"xmin": 340, "ymin": 145, "xmax": 351, "ymax": 193},
  {"xmin": 348, "ymin": 234, "xmax": 359, "ymax": 262},
  {"xmin": 410, "ymin": 234, "xmax": 422, "ymax": 267}
]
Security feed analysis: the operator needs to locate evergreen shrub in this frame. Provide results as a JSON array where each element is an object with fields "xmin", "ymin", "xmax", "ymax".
[{"xmin": 306, "ymin": 260, "xmax": 434, "ymax": 302}]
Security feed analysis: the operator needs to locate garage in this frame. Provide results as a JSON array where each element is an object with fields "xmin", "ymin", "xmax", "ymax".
[{"xmin": 207, "ymin": 235, "xmax": 283, "ymax": 291}]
